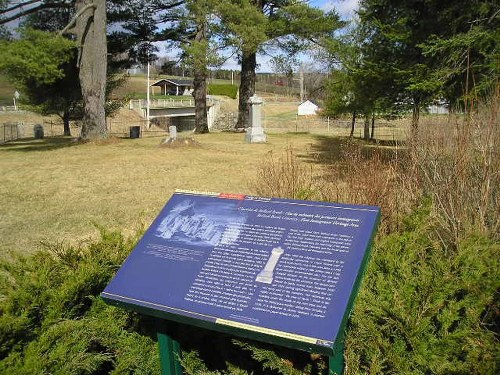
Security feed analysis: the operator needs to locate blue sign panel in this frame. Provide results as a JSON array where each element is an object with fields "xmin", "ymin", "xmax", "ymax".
[{"xmin": 102, "ymin": 191, "xmax": 380, "ymax": 355}]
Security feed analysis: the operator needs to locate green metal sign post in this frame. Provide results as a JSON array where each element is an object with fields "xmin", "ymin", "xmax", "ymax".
[
  {"xmin": 157, "ymin": 330, "xmax": 182, "ymax": 375},
  {"xmin": 156, "ymin": 331, "xmax": 346, "ymax": 375},
  {"xmin": 329, "ymin": 330, "xmax": 345, "ymax": 375}
]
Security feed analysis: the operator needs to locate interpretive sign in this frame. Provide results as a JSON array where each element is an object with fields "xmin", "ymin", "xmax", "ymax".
[{"xmin": 102, "ymin": 191, "xmax": 380, "ymax": 361}]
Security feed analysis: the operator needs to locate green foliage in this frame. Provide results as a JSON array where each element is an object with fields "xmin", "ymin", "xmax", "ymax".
[
  {"xmin": 216, "ymin": 0, "xmax": 268, "ymax": 53},
  {"xmin": 355, "ymin": 0, "xmax": 500, "ymax": 118},
  {"xmin": 0, "ymin": 209, "xmax": 497, "ymax": 375},
  {"xmin": 0, "ymin": 28, "xmax": 81, "ymax": 130},
  {"xmin": 344, "ymin": 205, "xmax": 499, "ymax": 374},
  {"xmin": 0, "ymin": 229, "xmax": 160, "ymax": 374},
  {"xmin": 421, "ymin": 24, "xmax": 500, "ymax": 101},
  {"xmin": 0, "ymin": 29, "xmax": 75, "ymax": 86},
  {"xmin": 233, "ymin": 340, "xmax": 317, "ymax": 375},
  {"xmin": 208, "ymin": 83, "xmax": 238, "ymax": 99}
]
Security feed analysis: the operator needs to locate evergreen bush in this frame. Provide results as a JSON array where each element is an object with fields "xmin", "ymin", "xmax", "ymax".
[
  {"xmin": 0, "ymin": 215, "xmax": 497, "ymax": 374},
  {"xmin": 0, "ymin": 229, "xmax": 161, "ymax": 374},
  {"xmin": 344, "ymin": 204, "xmax": 499, "ymax": 374}
]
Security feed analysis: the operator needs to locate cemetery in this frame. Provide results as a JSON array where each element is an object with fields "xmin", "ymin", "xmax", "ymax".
[{"xmin": 0, "ymin": 1, "xmax": 498, "ymax": 375}]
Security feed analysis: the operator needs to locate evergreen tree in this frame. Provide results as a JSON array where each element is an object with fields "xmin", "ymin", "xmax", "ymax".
[
  {"xmin": 109, "ymin": 0, "xmax": 220, "ymax": 133},
  {"xmin": 0, "ymin": 29, "xmax": 80, "ymax": 136},
  {"xmin": 218, "ymin": 0, "xmax": 343, "ymax": 128},
  {"xmin": 185, "ymin": 0, "xmax": 210, "ymax": 133},
  {"xmin": 1, "ymin": 0, "xmax": 108, "ymax": 140},
  {"xmin": 418, "ymin": 0, "xmax": 499, "ymax": 110},
  {"xmin": 356, "ymin": 0, "xmax": 499, "ymax": 129}
]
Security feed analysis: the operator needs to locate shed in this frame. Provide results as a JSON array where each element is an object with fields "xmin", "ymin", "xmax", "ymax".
[
  {"xmin": 297, "ymin": 100, "xmax": 319, "ymax": 116},
  {"xmin": 152, "ymin": 79, "xmax": 193, "ymax": 96}
]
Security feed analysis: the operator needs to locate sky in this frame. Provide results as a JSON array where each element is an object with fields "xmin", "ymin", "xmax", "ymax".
[{"xmin": 310, "ymin": 0, "xmax": 360, "ymax": 19}]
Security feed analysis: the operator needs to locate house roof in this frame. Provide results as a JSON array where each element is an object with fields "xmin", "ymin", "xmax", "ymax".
[
  {"xmin": 151, "ymin": 79, "xmax": 193, "ymax": 87},
  {"xmin": 298, "ymin": 100, "xmax": 319, "ymax": 108}
]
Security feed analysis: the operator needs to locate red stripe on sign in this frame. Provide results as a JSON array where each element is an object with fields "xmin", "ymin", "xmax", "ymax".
[{"xmin": 218, "ymin": 193, "xmax": 246, "ymax": 200}]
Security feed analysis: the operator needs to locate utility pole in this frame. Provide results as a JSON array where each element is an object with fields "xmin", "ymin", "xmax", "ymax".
[
  {"xmin": 299, "ymin": 64, "xmax": 305, "ymax": 102},
  {"xmin": 146, "ymin": 60, "xmax": 151, "ymax": 128}
]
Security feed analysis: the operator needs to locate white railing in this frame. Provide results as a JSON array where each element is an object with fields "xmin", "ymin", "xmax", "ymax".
[
  {"xmin": 129, "ymin": 97, "xmax": 216, "ymax": 110},
  {"xmin": 0, "ymin": 106, "xmax": 18, "ymax": 112}
]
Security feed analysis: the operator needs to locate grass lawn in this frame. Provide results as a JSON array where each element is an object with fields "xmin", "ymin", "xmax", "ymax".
[{"xmin": 0, "ymin": 132, "xmax": 321, "ymax": 256}]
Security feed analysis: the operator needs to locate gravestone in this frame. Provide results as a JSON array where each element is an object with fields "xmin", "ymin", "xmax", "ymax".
[
  {"xmin": 245, "ymin": 94, "xmax": 266, "ymax": 143},
  {"xmin": 102, "ymin": 191, "xmax": 380, "ymax": 374},
  {"xmin": 130, "ymin": 126, "xmax": 141, "ymax": 138},
  {"xmin": 169, "ymin": 126, "xmax": 177, "ymax": 140},
  {"xmin": 33, "ymin": 124, "xmax": 44, "ymax": 139}
]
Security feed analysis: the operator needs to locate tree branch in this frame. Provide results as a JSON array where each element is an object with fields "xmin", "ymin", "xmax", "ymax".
[
  {"xmin": 0, "ymin": 2, "xmax": 69, "ymax": 25},
  {"xmin": 1, "ymin": 0, "xmax": 41, "ymax": 14},
  {"xmin": 153, "ymin": 0, "xmax": 184, "ymax": 12},
  {"xmin": 59, "ymin": 3, "xmax": 96, "ymax": 35}
]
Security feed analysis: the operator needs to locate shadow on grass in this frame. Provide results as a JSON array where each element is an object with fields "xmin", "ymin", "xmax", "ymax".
[
  {"xmin": 301, "ymin": 135, "xmax": 405, "ymax": 166},
  {"xmin": 0, "ymin": 137, "xmax": 79, "ymax": 152}
]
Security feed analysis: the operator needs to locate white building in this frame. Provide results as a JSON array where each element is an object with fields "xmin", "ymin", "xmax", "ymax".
[{"xmin": 297, "ymin": 100, "xmax": 319, "ymax": 116}]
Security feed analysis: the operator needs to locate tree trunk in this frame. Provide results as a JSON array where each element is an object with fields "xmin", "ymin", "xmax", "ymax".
[
  {"xmin": 363, "ymin": 114, "xmax": 370, "ymax": 140},
  {"xmin": 193, "ymin": 23, "xmax": 209, "ymax": 134},
  {"xmin": 411, "ymin": 97, "xmax": 420, "ymax": 134},
  {"xmin": 350, "ymin": 111, "xmax": 356, "ymax": 138},
  {"xmin": 193, "ymin": 70, "xmax": 209, "ymax": 133},
  {"xmin": 63, "ymin": 110, "xmax": 71, "ymax": 136},
  {"xmin": 370, "ymin": 113, "xmax": 375, "ymax": 140},
  {"xmin": 75, "ymin": 0, "xmax": 107, "ymax": 140},
  {"xmin": 236, "ymin": 50, "xmax": 256, "ymax": 129}
]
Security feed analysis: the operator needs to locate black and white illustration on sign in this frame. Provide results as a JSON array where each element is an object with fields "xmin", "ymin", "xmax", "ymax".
[{"xmin": 155, "ymin": 198, "xmax": 247, "ymax": 247}]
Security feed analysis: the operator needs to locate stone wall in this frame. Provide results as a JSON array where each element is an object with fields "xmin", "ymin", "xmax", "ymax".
[{"xmin": 211, "ymin": 112, "xmax": 238, "ymax": 131}]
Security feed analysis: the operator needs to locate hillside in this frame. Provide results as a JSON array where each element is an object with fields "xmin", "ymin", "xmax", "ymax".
[{"xmin": 0, "ymin": 74, "xmax": 16, "ymax": 107}]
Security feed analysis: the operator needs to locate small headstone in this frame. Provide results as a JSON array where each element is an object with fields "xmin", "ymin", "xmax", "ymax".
[
  {"xmin": 169, "ymin": 125, "xmax": 177, "ymax": 140},
  {"xmin": 130, "ymin": 126, "xmax": 141, "ymax": 138},
  {"xmin": 33, "ymin": 124, "xmax": 44, "ymax": 139},
  {"xmin": 245, "ymin": 94, "xmax": 266, "ymax": 143}
]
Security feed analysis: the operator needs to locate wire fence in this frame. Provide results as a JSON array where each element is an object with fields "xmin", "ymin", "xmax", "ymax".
[
  {"xmin": 2, "ymin": 112, "xmax": 409, "ymax": 144},
  {"xmin": 0, "ymin": 120, "xmax": 172, "ymax": 143},
  {"xmin": 262, "ymin": 116, "xmax": 408, "ymax": 142},
  {"xmin": 0, "ymin": 121, "xmax": 83, "ymax": 143}
]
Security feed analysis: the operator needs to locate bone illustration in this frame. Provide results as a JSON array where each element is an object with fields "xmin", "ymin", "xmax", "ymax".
[{"xmin": 256, "ymin": 246, "xmax": 285, "ymax": 284}]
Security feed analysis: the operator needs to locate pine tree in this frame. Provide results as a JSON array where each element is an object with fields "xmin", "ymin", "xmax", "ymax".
[{"xmin": 217, "ymin": 0, "xmax": 343, "ymax": 128}]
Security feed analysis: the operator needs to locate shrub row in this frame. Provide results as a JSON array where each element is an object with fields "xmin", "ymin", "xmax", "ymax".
[
  {"xmin": 0, "ymin": 229, "xmax": 161, "ymax": 374},
  {"xmin": 0, "ymin": 212, "xmax": 497, "ymax": 374},
  {"xmin": 208, "ymin": 84, "xmax": 238, "ymax": 99}
]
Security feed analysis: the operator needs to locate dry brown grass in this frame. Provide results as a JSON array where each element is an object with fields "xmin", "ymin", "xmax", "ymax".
[
  {"xmin": 253, "ymin": 93, "xmax": 500, "ymax": 242},
  {"xmin": 405, "ymin": 94, "xmax": 500, "ymax": 243},
  {"xmin": 252, "ymin": 140, "xmax": 403, "ymax": 234},
  {"xmin": 252, "ymin": 147, "xmax": 318, "ymax": 201},
  {"xmin": 0, "ymin": 110, "xmax": 59, "ymax": 125},
  {"xmin": 0, "ymin": 132, "xmax": 320, "ymax": 255}
]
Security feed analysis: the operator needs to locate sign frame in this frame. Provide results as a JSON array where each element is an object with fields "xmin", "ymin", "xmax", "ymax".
[{"xmin": 102, "ymin": 191, "xmax": 380, "ymax": 374}]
